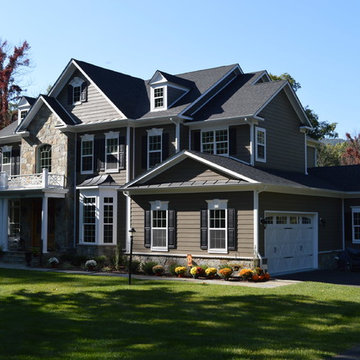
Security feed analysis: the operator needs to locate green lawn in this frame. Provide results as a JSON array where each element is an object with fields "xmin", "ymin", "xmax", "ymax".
[{"xmin": 0, "ymin": 269, "xmax": 360, "ymax": 360}]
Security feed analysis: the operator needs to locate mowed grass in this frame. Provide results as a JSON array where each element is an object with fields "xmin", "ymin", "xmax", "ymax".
[{"xmin": 0, "ymin": 269, "xmax": 360, "ymax": 360}]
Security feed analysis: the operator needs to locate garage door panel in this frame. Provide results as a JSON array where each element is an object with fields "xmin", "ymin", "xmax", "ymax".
[{"xmin": 265, "ymin": 213, "xmax": 316, "ymax": 275}]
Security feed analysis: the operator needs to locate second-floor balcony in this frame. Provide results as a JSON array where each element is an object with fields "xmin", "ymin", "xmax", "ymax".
[{"xmin": 0, "ymin": 169, "xmax": 66, "ymax": 191}]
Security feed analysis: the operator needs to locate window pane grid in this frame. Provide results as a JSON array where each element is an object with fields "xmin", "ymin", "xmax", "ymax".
[
  {"xmin": 202, "ymin": 130, "xmax": 228, "ymax": 155},
  {"xmin": 83, "ymin": 197, "xmax": 96, "ymax": 243},
  {"xmin": 209, "ymin": 209, "xmax": 226, "ymax": 251},
  {"xmin": 154, "ymin": 88, "xmax": 164, "ymax": 108},
  {"xmin": 353, "ymin": 211, "xmax": 360, "ymax": 241},
  {"xmin": 81, "ymin": 140, "xmax": 93, "ymax": 172},
  {"xmin": 103, "ymin": 197, "xmax": 114, "ymax": 244},
  {"xmin": 148, "ymin": 135, "xmax": 162, "ymax": 168},
  {"xmin": 39, "ymin": 145, "xmax": 51, "ymax": 172},
  {"xmin": 73, "ymin": 86, "xmax": 81, "ymax": 103},
  {"xmin": 2, "ymin": 151, "xmax": 11, "ymax": 165},
  {"xmin": 152, "ymin": 210, "xmax": 167, "ymax": 248}
]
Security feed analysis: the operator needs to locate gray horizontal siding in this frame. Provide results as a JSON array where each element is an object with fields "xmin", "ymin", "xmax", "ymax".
[
  {"xmin": 258, "ymin": 90, "xmax": 305, "ymax": 172},
  {"xmin": 57, "ymin": 71, "xmax": 120, "ymax": 124},
  {"xmin": 131, "ymin": 191, "xmax": 254, "ymax": 258}
]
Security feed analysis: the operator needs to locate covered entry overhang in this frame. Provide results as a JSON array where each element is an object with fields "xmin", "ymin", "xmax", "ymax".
[{"xmin": 0, "ymin": 188, "xmax": 68, "ymax": 253}]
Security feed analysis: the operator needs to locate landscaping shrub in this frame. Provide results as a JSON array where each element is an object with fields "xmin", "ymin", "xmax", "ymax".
[
  {"xmin": 169, "ymin": 263, "xmax": 182, "ymax": 275},
  {"xmin": 142, "ymin": 261, "xmax": 158, "ymax": 275},
  {"xmin": 85, "ymin": 260, "xmax": 97, "ymax": 271},
  {"xmin": 174, "ymin": 266, "xmax": 187, "ymax": 276},
  {"xmin": 124, "ymin": 259, "xmax": 141, "ymax": 273},
  {"xmin": 190, "ymin": 266, "xmax": 205, "ymax": 278},
  {"xmin": 152, "ymin": 264, "xmax": 165, "ymax": 275},
  {"xmin": 218, "ymin": 267, "xmax": 233, "ymax": 280},
  {"xmin": 94, "ymin": 255, "xmax": 109, "ymax": 268}
]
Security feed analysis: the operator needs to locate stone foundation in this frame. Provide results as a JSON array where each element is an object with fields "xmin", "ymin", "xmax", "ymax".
[
  {"xmin": 76, "ymin": 245, "xmax": 118, "ymax": 258},
  {"xmin": 130, "ymin": 254, "xmax": 257, "ymax": 272}
]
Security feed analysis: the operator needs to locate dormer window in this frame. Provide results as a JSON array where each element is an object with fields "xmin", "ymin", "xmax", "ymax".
[
  {"xmin": 151, "ymin": 86, "xmax": 166, "ymax": 111},
  {"xmin": 68, "ymin": 77, "xmax": 88, "ymax": 105},
  {"xmin": 20, "ymin": 111, "xmax": 28, "ymax": 120}
]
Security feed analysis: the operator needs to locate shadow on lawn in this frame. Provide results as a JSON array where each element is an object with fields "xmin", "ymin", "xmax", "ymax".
[{"xmin": 0, "ymin": 274, "xmax": 359, "ymax": 360}]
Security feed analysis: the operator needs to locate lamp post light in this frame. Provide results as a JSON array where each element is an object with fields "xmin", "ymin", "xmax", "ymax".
[{"xmin": 128, "ymin": 227, "xmax": 136, "ymax": 285}]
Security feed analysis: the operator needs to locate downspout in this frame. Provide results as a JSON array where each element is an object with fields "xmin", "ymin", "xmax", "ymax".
[
  {"xmin": 304, "ymin": 133, "xmax": 308, "ymax": 175},
  {"xmin": 253, "ymin": 187, "xmax": 265, "ymax": 267},
  {"xmin": 73, "ymin": 133, "xmax": 77, "ymax": 249},
  {"xmin": 132, "ymin": 127, "xmax": 135, "ymax": 180},
  {"xmin": 124, "ymin": 191, "xmax": 131, "ymax": 254},
  {"xmin": 170, "ymin": 117, "xmax": 181, "ymax": 152},
  {"xmin": 126, "ymin": 127, "xmax": 131, "ymax": 253}
]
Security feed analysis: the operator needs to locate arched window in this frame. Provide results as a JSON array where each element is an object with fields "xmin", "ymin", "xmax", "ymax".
[{"xmin": 38, "ymin": 144, "xmax": 52, "ymax": 173}]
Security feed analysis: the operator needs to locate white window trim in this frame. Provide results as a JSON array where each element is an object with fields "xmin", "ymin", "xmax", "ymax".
[
  {"xmin": 81, "ymin": 195, "xmax": 97, "ymax": 244},
  {"xmin": 255, "ymin": 127, "xmax": 266, "ymax": 163},
  {"xmin": 79, "ymin": 189, "xmax": 118, "ymax": 246},
  {"xmin": 150, "ymin": 200, "xmax": 168, "ymax": 252},
  {"xmin": 1, "ymin": 146, "xmax": 12, "ymax": 175},
  {"xmin": 151, "ymin": 86, "xmax": 167, "ymax": 111},
  {"xmin": 80, "ymin": 134, "xmax": 94, "ymax": 175},
  {"xmin": 206, "ymin": 199, "xmax": 228, "ymax": 254},
  {"xmin": 351, "ymin": 206, "xmax": 360, "ymax": 244},
  {"xmin": 147, "ymin": 128, "xmax": 163, "ymax": 170},
  {"xmin": 105, "ymin": 131, "xmax": 119, "ymax": 173},
  {"xmin": 69, "ymin": 76, "xmax": 85, "ymax": 105},
  {"xmin": 201, "ymin": 128, "xmax": 229, "ymax": 156}
]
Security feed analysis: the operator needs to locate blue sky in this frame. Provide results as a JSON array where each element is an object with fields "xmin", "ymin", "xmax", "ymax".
[{"xmin": 2, "ymin": 0, "xmax": 359, "ymax": 138}]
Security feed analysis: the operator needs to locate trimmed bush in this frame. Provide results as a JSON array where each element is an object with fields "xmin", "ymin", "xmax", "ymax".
[{"xmin": 142, "ymin": 261, "xmax": 158, "ymax": 275}]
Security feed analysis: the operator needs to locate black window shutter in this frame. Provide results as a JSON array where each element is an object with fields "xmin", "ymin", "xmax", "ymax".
[
  {"xmin": 162, "ymin": 133, "xmax": 169, "ymax": 161},
  {"xmin": 168, "ymin": 210, "xmax": 177, "ymax": 249},
  {"xmin": 229, "ymin": 127, "xmax": 237, "ymax": 156},
  {"xmin": 94, "ymin": 136, "xmax": 105, "ymax": 172},
  {"xmin": 192, "ymin": 130, "xmax": 201, "ymax": 151},
  {"xmin": 119, "ymin": 135, "xmax": 126, "ymax": 170},
  {"xmin": 12, "ymin": 147, "xmax": 20, "ymax": 176},
  {"xmin": 141, "ymin": 135, "xmax": 147, "ymax": 169},
  {"xmin": 80, "ymin": 82, "xmax": 88, "ymax": 102},
  {"xmin": 67, "ymin": 84, "xmax": 73, "ymax": 105},
  {"xmin": 200, "ymin": 209, "xmax": 208, "ymax": 250},
  {"xmin": 227, "ymin": 208, "xmax": 237, "ymax": 251},
  {"xmin": 0, "ymin": 150, "xmax": 2, "ymax": 172},
  {"xmin": 144, "ymin": 210, "xmax": 151, "ymax": 248}
]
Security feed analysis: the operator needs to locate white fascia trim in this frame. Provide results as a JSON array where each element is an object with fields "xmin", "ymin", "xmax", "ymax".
[
  {"xmin": 58, "ymin": 119, "xmax": 129, "ymax": 132},
  {"xmin": 0, "ymin": 135, "xmax": 21, "ymax": 145},
  {"xmin": 72, "ymin": 60, "xmax": 127, "ymax": 119},
  {"xmin": 184, "ymin": 116, "xmax": 262, "ymax": 128},
  {"xmin": 254, "ymin": 82, "xmax": 311, "ymax": 127},
  {"xmin": 178, "ymin": 64, "xmax": 241, "ymax": 118},
  {"xmin": 76, "ymin": 185, "xmax": 121, "ymax": 190},
  {"xmin": 40, "ymin": 96, "xmax": 71, "ymax": 127},
  {"xmin": 251, "ymin": 71, "xmax": 271, "ymax": 85},
  {"xmin": 124, "ymin": 150, "xmax": 258, "ymax": 187},
  {"xmin": 190, "ymin": 73, "xmax": 238, "ymax": 116}
]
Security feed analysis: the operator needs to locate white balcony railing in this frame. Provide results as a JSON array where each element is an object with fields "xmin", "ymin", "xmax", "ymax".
[{"xmin": 0, "ymin": 169, "xmax": 66, "ymax": 190}]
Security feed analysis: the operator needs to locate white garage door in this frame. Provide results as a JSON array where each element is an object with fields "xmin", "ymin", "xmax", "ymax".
[{"xmin": 265, "ymin": 213, "xmax": 317, "ymax": 275}]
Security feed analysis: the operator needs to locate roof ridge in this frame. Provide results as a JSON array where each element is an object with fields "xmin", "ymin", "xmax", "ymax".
[{"xmin": 174, "ymin": 64, "xmax": 238, "ymax": 77}]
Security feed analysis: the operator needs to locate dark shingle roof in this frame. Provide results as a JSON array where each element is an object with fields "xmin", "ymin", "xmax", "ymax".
[
  {"xmin": 309, "ymin": 165, "xmax": 360, "ymax": 191},
  {"xmin": 193, "ymin": 74, "xmax": 286, "ymax": 121},
  {"xmin": 42, "ymin": 95, "xmax": 77, "ymax": 125},
  {"xmin": 23, "ymin": 96, "xmax": 36, "ymax": 106},
  {"xmin": 157, "ymin": 71, "xmax": 195, "ymax": 89},
  {"xmin": 0, "ymin": 121, "xmax": 19, "ymax": 138}
]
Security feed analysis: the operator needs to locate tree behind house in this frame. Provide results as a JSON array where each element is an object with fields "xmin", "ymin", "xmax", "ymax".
[
  {"xmin": 0, "ymin": 40, "xmax": 30, "ymax": 129},
  {"xmin": 341, "ymin": 133, "xmax": 360, "ymax": 165}
]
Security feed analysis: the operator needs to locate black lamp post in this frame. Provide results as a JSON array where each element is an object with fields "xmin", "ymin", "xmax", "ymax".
[{"xmin": 128, "ymin": 227, "xmax": 136, "ymax": 285}]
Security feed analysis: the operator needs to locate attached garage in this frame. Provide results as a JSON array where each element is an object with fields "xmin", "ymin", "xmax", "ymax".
[{"xmin": 264, "ymin": 212, "xmax": 318, "ymax": 275}]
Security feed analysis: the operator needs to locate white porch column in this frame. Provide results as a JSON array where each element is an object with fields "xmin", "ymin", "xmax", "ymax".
[
  {"xmin": 42, "ymin": 168, "xmax": 49, "ymax": 188},
  {"xmin": 41, "ymin": 195, "xmax": 48, "ymax": 253},
  {"xmin": 1, "ymin": 199, "xmax": 9, "ymax": 251}
]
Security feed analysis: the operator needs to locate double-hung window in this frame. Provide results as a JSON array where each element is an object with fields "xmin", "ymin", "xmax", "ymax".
[
  {"xmin": 255, "ymin": 127, "xmax": 266, "ymax": 162},
  {"xmin": 153, "ymin": 87, "xmax": 165, "ymax": 109},
  {"xmin": 81, "ymin": 134, "xmax": 94, "ymax": 174},
  {"xmin": 201, "ymin": 129, "xmax": 228, "ymax": 155},
  {"xmin": 38, "ymin": 144, "xmax": 52, "ymax": 173},
  {"xmin": 103, "ymin": 197, "xmax": 114, "ymax": 244},
  {"xmin": 147, "ymin": 128, "xmax": 162, "ymax": 169},
  {"xmin": 69, "ymin": 77, "xmax": 87, "ymax": 105},
  {"xmin": 207, "ymin": 199, "xmax": 228, "ymax": 253},
  {"xmin": 1, "ymin": 146, "xmax": 12, "ymax": 175},
  {"xmin": 352, "ymin": 207, "xmax": 360, "ymax": 244},
  {"xmin": 150, "ymin": 201, "xmax": 168, "ymax": 251},
  {"xmin": 83, "ymin": 197, "xmax": 96, "ymax": 243},
  {"xmin": 105, "ymin": 132, "xmax": 119, "ymax": 172}
]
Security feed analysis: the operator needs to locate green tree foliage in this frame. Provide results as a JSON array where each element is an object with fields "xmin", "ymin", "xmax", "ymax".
[
  {"xmin": 269, "ymin": 73, "xmax": 337, "ymax": 140},
  {"xmin": 317, "ymin": 142, "xmax": 347, "ymax": 167},
  {"xmin": 341, "ymin": 133, "xmax": 360, "ymax": 165}
]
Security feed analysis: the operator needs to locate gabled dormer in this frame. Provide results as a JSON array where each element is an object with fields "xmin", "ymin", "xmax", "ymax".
[
  {"xmin": 149, "ymin": 70, "xmax": 192, "ymax": 112},
  {"xmin": 17, "ymin": 96, "xmax": 36, "ymax": 125}
]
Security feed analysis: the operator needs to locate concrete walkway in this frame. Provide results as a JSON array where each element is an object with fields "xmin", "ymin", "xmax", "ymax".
[{"xmin": 0, "ymin": 262, "xmax": 299, "ymax": 288}]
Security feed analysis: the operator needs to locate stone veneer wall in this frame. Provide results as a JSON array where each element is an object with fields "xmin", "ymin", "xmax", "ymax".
[{"xmin": 21, "ymin": 105, "xmax": 68, "ymax": 176}]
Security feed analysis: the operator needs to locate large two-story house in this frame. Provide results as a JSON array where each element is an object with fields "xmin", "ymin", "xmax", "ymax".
[{"xmin": 0, "ymin": 59, "xmax": 359, "ymax": 275}]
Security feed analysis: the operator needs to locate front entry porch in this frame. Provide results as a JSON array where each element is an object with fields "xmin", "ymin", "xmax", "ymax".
[{"xmin": 0, "ymin": 194, "xmax": 66, "ymax": 254}]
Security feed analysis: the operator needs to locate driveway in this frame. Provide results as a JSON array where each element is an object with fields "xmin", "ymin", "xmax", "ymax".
[{"xmin": 276, "ymin": 269, "xmax": 360, "ymax": 287}]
